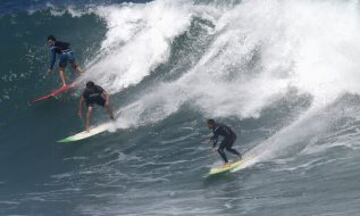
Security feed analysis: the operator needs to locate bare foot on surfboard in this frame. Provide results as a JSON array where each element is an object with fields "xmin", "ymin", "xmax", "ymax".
[{"xmin": 223, "ymin": 163, "xmax": 231, "ymax": 168}]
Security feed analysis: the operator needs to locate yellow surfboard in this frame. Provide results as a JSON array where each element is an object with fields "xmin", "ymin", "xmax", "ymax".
[{"xmin": 208, "ymin": 159, "xmax": 244, "ymax": 176}]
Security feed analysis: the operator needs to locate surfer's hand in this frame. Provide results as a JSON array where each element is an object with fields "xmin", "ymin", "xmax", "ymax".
[
  {"xmin": 78, "ymin": 111, "xmax": 83, "ymax": 119},
  {"xmin": 105, "ymin": 99, "xmax": 110, "ymax": 107},
  {"xmin": 47, "ymin": 68, "xmax": 52, "ymax": 76}
]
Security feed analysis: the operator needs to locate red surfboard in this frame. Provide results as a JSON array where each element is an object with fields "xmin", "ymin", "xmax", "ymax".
[{"xmin": 31, "ymin": 83, "xmax": 74, "ymax": 104}]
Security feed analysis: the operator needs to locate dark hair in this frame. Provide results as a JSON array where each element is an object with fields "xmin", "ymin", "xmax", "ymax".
[
  {"xmin": 86, "ymin": 81, "xmax": 95, "ymax": 88},
  {"xmin": 207, "ymin": 119, "xmax": 215, "ymax": 125},
  {"xmin": 47, "ymin": 35, "xmax": 56, "ymax": 41}
]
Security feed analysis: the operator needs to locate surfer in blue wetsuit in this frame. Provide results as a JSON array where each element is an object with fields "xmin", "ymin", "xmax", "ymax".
[
  {"xmin": 47, "ymin": 35, "xmax": 83, "ymax": 87},
  {"xmin": 207, "ymin": 119, "xmax": 242, "ymax": 165},
  {"xmin": 78, "ymin": 81, "xmax": 115, "ymax": 132}
]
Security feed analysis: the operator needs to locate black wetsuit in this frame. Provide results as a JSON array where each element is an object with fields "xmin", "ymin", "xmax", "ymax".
[
  {"xmin": 82, "ymin": 85, "xmax": 106, "ymax": 107},
  {"xmin": 211, "ymin": 123, "xmax": 241, "ymax": 163}
]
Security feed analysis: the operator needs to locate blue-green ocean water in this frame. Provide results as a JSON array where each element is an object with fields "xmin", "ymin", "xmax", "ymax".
[{"xmin": 2, "ymin": 0, "xmax": 360, "ymax": 215}]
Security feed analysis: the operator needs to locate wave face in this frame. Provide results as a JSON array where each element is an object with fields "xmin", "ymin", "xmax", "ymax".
[{"xmin": 2, "ymin": 0, "xmax": 360, "ymax": 215}]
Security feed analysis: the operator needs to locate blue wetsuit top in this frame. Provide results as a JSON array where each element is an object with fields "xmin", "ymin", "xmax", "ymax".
[
  {"xmin": 211, "ymin": 124, "xmax": 236, "ymax": 147},
  {"xmin": 49, "ymin": 41, "xmax": 71, "ymax": 70}
]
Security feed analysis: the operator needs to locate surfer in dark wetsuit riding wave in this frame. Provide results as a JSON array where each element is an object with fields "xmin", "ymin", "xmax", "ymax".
[
  {"xmin": 47, "ymin": 35, "xmax": 83, "ymax": 87},
  {"xmin": 78, "ymin": 81, "xmax": 115, "ymax": 132},
  {"xmin": 207, "ymin": 119, "xmax": 242, "ymax": 166}
]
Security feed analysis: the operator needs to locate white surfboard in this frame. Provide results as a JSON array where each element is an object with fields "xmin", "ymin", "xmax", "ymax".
[{"xmin": 58, "ymin": 122, "xmax": 115, "ymax": 143}]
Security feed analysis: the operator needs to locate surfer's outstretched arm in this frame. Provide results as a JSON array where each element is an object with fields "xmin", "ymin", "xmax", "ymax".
[
  {"xmin": 48, "ymin": 48, "xmax": 56, "ymax": 75},
  {"xmin": 210, "ymin": 135, "xmax": 218, "ymax": 145},
  {"xmin": 102, "ymin": 91, "xmax": 110, "ymax": 106},
  {"xmin": 85, "ymin": 106, "xmax": 93, "ymax": 132},
  {"xmin": 102, "ymin": 91, "xmax": 115, "ymax": 120},
  {"xmin": 78, "ymin": 96, "xmax": 84, "ymax": 119}
]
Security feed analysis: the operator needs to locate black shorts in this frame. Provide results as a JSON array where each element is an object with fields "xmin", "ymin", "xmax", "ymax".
[{"xmin": 86, "ymin": 97, "xmax": 105, "ymax": 107}]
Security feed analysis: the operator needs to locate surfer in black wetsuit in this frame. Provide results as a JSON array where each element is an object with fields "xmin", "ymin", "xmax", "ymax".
[
  {"xmin": 78, "ymin": 81, "xmax": 115, "ymax": 132},
  {"xmin": 47, "ymin": 35, "xmax": 83, "ymax": 87},
  {"xmin": 207, "ymin": 119, "xmax": 242, "ymax": 165}
]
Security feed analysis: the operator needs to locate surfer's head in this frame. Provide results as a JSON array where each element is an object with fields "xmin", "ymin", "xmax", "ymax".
[
  {"xmin": 86, "ymin": 81, "xmax": 95, "ymax": 89},
  {"xmin": 207, "ymin": 119, "xmax": 216, "ymax": 129},
  {"xmin": 47, "ymin": 35, "xmax": 56, "ymax": 46}
]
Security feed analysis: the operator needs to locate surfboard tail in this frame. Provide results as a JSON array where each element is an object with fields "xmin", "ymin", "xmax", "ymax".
[{"xmin": 57, "ymin": 137, "xmax": 74, "ymax": 143}]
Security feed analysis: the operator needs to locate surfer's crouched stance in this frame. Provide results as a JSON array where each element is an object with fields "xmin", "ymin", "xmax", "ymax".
[
  {"xmin": 207, "ymin": 119, "xmax": 242, "ymax": 165},
  {"xmin": 47, "ymin": 35, "xmax": 83, "ymax": 87},
  {"xmin": 78, "ymin": 81, "xmax": 115, "ymax": 132}
]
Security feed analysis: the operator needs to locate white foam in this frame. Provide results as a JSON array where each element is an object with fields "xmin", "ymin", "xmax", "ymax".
[
  {"xmin": 79, "ymin": 0, "xmax": 360, "ymax": 161},
  {"xmin": 79, "ymin": 0, "xmax": 193, "ymax": 93}
]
